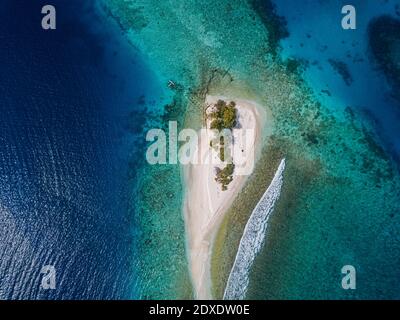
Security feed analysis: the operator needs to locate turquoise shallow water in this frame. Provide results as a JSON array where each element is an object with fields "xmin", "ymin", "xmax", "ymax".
[
  {"xmin": 245, "ymin": 0, "xmax": 400, "ymax": 299},
  {"xmin": 273, "ymin": 0, "xmax": 400, "ymax": 160},
  {"xmin": 104, "ymin": 0, "xmax": 400, "ymax": 299}
]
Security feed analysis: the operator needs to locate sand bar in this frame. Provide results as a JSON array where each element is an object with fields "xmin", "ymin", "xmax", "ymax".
[{"xmin": 183, "ymin": 95, "xmax": 266, "ymax": 299}]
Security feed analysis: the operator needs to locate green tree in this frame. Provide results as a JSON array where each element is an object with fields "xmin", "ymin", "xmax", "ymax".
[
  {"xmin": 215, "ymin": 164, "xmax": 235, "ymax": 191},
  {"xmin": 208, "ymin": 100, "xmax": 237, "ymax": 130}
]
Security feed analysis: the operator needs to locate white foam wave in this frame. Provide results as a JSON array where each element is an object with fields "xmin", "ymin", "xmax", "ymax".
[{"xmin": 223, "ymin": 158, "xmax": 286, "ymax": 300}]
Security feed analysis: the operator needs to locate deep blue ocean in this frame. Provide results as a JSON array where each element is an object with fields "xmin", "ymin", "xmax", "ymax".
[{"xmin": 0, "ymin": 0, "xmax": 161, "ymax": 299}]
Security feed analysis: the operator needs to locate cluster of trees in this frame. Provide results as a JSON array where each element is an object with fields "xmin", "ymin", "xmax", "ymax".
[
  {"xmin": 209, "ymin": 100, "xmax": 237, "ymax": 131},
  {"xmin": 208, "ymin": 100, "xmax": 238, "ymax": 191},
  {"xmin": 215, "ymin": 164, "xmax": 235, "ymax": 191}
]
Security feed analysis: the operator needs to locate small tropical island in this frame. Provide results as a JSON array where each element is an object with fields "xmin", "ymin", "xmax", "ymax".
[{"xmin": 184, "ymin": 95, "xmax": 264, "ymax": 299}]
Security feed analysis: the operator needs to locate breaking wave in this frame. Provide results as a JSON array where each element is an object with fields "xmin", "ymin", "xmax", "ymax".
[{"xmin": 223, "ymin": 159, "xmax": 286, "ymax": 300}]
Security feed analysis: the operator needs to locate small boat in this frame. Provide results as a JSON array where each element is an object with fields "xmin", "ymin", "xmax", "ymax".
[{"xmin": 167, "ymin": 80, "xmax": 176, "ymax": 89}]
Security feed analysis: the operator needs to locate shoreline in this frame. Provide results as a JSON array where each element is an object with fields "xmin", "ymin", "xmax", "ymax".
[
  {"xmin": 182, "ymin": 95, "xmax": 266, "ymax": 299},
  {"xmin": 223, "ymin": 158, "xmax": 286, "ymax": 300}
]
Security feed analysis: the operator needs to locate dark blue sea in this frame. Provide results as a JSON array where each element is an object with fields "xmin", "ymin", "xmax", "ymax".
[{"xmin": 0, "ymin": 0, "xmax": 160, "ymax": 299}]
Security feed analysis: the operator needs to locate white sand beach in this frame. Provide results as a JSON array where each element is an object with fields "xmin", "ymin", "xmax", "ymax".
[{"xmin": 183, "ymin": 95, "xmax": 266, "ymax": 299}]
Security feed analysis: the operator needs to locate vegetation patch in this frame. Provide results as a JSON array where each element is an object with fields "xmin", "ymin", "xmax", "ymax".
[{"xmin": 208, "ymin": 100, "xmax": 238, "ymax": 190}]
